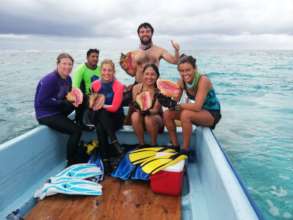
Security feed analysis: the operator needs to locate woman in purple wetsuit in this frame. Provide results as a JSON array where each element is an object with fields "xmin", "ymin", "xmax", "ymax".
[{"xmin": 34, "ymin": 53, "xmax": 83, "ymax": 165}]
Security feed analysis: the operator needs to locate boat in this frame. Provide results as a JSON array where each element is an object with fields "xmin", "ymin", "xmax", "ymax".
[{"xmin": 0, "ymin": 124, "xmax": 264, "ymax": 219}]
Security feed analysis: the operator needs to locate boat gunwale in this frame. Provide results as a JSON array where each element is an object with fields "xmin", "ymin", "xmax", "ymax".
[{"xmin": 210, "ymin": 129, "xmax": 265, "ymax": 220}]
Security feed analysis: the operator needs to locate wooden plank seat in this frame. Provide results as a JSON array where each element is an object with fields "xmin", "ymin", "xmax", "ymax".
[{"xmin": 26, "ymin": 177, "xmax": 181, "ymax": 220}]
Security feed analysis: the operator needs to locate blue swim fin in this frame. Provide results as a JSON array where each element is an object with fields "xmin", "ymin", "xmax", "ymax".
[
  {"xmin": 130, "ymin": 166, "xmax": 149, "ymax": 181},
  {"xmin": 34, "ymin": 178, "xmax": 102, "ymax": 200},
  {"xmin": 50, "ymin": 163, "xmax": 103, "ymax": 182},
  {"xmin": 111, "ymin": 152, "xmax": 136, "ymax": 181},
  {"xmin": 88, "ymin": 153, "xmax": 104, "ymax": 181}
]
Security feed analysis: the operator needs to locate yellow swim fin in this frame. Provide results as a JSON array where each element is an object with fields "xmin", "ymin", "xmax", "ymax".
[
  {"xmin": 141, "ymin": 153, "xmax": 187, "ymax": 175},
  {"xmin": 130, "ymin": 147, "xmax": 164, "ymax": 153},
  {"xmin": 139, "ymin": 151, "xmax": 177, "ymax": 166},
  {"xmin": 85, "ymin": 139, "xmax": 98, "ymax": 155},
  {"xmin": 129, "ymin": 147, "xmax": 176, "ymax": 165},
  {"xmin": 151, "ymin": 154, "xmax": 187, "ymax": 174}
]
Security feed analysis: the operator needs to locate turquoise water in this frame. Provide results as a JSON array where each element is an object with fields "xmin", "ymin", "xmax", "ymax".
[{"xmin": 0, "ymin": 48, "xmax": 292, "ymax": 219}]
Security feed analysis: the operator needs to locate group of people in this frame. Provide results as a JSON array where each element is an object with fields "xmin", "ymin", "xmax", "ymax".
[{"xmin": 34, "ymin": 22, "xmax": 221, "ymax": 170}]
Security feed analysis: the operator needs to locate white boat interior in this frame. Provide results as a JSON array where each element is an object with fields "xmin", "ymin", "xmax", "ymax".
[{"xmin": 0, "ymin": 125, "xmax": 263, "ymax": 219}]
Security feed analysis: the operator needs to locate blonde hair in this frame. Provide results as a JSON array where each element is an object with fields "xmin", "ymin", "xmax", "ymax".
[
  {"xmin": 101, "ymin": 59, "xmax": 115, "ymax": 72},
  {"xmin": 56, "ymin": 53, "xmax": 74, "ymax": 64}
]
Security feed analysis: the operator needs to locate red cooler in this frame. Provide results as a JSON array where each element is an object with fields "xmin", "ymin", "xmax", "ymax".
[{"xmin": 150, "ymin": 160, "xmax": 185, "ymax": 196}]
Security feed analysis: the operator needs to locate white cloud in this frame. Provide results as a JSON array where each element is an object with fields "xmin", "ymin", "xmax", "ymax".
[
  {"xmin": 0, "ymin": 0, "xmax": 293, "ymax": 48},
  {"xmin": 0, "ymin": 34, "xmax": 30, "ymax": 39}
]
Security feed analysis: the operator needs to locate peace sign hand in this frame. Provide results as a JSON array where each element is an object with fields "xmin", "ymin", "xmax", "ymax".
[{"xmin": 171, "ymin": 40, "xmax": 180, "ymax": 51}]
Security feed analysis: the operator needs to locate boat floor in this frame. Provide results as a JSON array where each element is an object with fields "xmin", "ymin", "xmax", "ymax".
[{"xmin": 25, "ymin": 177, "xmax": 181, "ymax": 220}]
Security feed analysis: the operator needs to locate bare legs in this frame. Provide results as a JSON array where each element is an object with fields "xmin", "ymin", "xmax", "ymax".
[
  {"xmin": 163, "ymin": 109, "xmax": 214, "ymax": 150},
  {"xmin": 131, "ymin": 108, "xmax": 215, "ymax": 149},
  {"xmin": 163, "ymin": 110, "xmax": 180, "ymax": 146},
  {"xmin": 131, "ymin": 112, "xmax": 163, "ymax": 145},
  {"xmin": 131, "ymin": 112, "xmax": 145, "ymax": 145},
  {"xmin": 145, "ymin": 115, "xmax": 163, "ymax": 145}
]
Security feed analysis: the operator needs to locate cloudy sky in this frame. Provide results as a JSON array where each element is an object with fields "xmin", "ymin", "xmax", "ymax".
[{"xmin": 0, "ymin": 0, "xmax": 293, "ymax": 49}]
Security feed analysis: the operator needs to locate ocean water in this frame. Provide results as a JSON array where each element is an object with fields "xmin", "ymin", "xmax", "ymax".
[{"xmin": 0, "ymin": 47, "xmax": 292, "ymax": 219}]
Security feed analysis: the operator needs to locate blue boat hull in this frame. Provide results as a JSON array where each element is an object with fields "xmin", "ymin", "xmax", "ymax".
[{"xmin": 0, "ymin": 125, "xmax": 262, "ymax": 219}]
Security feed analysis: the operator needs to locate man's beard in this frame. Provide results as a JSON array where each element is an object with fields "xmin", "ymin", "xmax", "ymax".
[
  {"xmin": 140, "ymin": 37, "xmax": 152, "ymax": 45},
  {"xmin": 140, "ymin": 37, "xmax": 152, "ymax": 50}
]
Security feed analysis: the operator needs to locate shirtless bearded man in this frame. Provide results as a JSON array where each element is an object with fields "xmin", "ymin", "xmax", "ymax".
[{"xmin": 121, "ymin": 22, "xmax": 180, "ymax": 107}]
